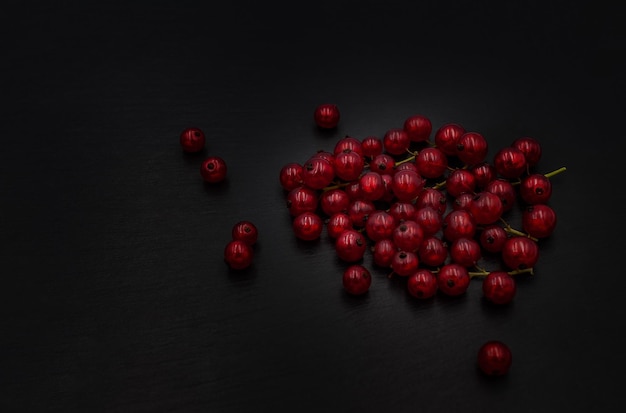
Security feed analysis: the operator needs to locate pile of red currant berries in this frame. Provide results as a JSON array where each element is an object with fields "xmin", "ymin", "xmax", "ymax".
[{"xmin": 279, "ymin": 105, "xmax": 566, "ymax": 375}]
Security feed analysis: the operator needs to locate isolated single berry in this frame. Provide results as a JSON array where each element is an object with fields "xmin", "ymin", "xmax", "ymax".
[
  {"xmin": 180, "ymin": 127, "xmax": 205, "ymax": 153},
  {"xmin": 343, "ymin": 264, "xmax": 372, "ymax": 295},
  {"xmin": 314, "ymin": 103, "xmax": 340, "ymax": 129},
  {"xmin": 200, "ymin": 156, "xmax": 227, "ymax": 183},
  {"xmin": 477, "ymin": 341, "xmax": 512, "ymax": 376},
  {"xmin": 403, "ymin": 114, "xmax": 432, "ymax": 142},
  {"xmin": 224, "ymin": 240, "xmax": 253, "ymax": 270},
  {"xmin": 232, "ymin": 221, "xmax": 258, "ymax": 245}
]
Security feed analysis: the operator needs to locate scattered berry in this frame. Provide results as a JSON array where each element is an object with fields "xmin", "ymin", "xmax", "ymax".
[
  {"xmin": 180, "ymin": 127, "xmax": 205, "ymax": 153},
  {"xmin": 477, "ymin": 341, "xmax": 512, "ymax": 376},
  {"xmin": 200, "ymin": 156, "xmax": 227, "ymax": 183},
  {"xmin": 314, "ymin": 103, "xmax": 340, "ymax": 129}
]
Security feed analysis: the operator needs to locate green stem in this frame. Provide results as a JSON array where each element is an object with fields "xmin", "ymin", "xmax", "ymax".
[
  {"xmin": 500, "ymin": 218, "xmax": 539, "ymax": 242},
  {"xmin": 544, "ymin": 166, "xmax": 567, "ymax": 179},
  {"xmin": 395, "ymin": 155, "xmax": 416, "ymax": 166}
]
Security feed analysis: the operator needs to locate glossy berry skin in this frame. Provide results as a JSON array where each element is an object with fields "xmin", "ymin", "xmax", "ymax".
[
  {"xmin": 403, "ymin": 114, "xmax": 432, "ymax": 142},
  {"xmin": 414, "ymin": 206, "xmax": 443, "ymax": 236},
  {"xmin": 370, "ymin": 153, "xmax": 396, "ymax": 175},
  {"xmin": 334, "ymin": 136, "xmax": 363, "ymax": 156},
  {"xmin": 344, "ymin": 181, "xmax": 364, "ymax": 201},
  {"xmin": 456, "ymin": 132, "xmax": 488, "ymax": 166},
  {"xmin": 416, "ymin": 188, "xmax": 447, "ymax": 215},
  {"xmin": 442, "ymin": 210, "xmax": 476, "ymax": 242},
  {"xmin": 180, "ymin": 127, "xmax": 206, "ymax": 153},
  {"xmin": 502, "ymin": 236, "xmax": 539, "ymax": 270},
  {"xmin": 314, "ymin": 103, "xmax": 340, "ymax": 129},
  {"xmin": 520, "ymin": 174, "xmax": 552, "ymax": 205},
  {"xmin": 334, "ymin": 150, "xmax": 364, "ymax": 182},
  {"xmin": 453, "ymin": 193, "xmax": 475, "ymax": 212},
  {"xmin": 494, "ymin": 147, "xmax": 527, "ymax": 179},
  {"xmin": 361, "ymin": 136, "xmax": 383, "ymax": 158},
  {"xmin": 392, "ymin": 220, "xmax": 424, "ymax": 252},
  {"xmin": 391, "ymin": 250, "xmax": 419, "ymax": 276},
  {"xmin": 327, "ymin": 213, "xmax": 353, "ymax": 239},
  {"xmin": 394, "ymin": 162, "xmax": 418, "ymax": 174},
  {"xmin": 482, "ymin": 271, "xmax": 516, "ymax": 305},
  {"xmin": 359, "ymin": 171, "xmax": 387, "ymax": 201},
  {"xmin": 416, "ymin": 147, "xmax": 448, "ymax": 179},
  {"xmin": 470, "ymin": 162, "xmax": 497, "ymax": 189},
  {"xmin": 343, "ymin": 265, "xmax": 372, "ymax": 295},
  {"xmin": 407, "ymin": 269, "xmax": 438, "ymax": 299},
  {"xmin": 348, "ymin": 199, "xmax": 376, "ymax": 228},
  {"xmin": 522, "ymin": 204, "xmax": 557, "ymax": 238},
  {"xmin": 446, "ymin": 169, "xmax": 477, "ymax": 198},
  {"xmin": 365, "ymin": 210, "xmax": 397, "ymax": 242},
  {"xmin": 468, "ymin": 191, "xmax": 504, "ymax": 225},
  {"xmin": 391, "ymin": 170, "xmax": 425, "ymax": 202},
  {"xmin": 434, "ymin": 123, "xmax": 466, "ymax": 156},
  {"xmin": 380, "ymin": 174, "xmax": 395, "ymax": 202},
  {"xmin": 302, "ymin": 157, "xmax": 335, "ymax": 189},
  {"xmin": 383, "ymin": 128, "xmax": 411, "ymax": 156},
  {"xmin": 477, "ymin": 341, "xmax": 512, "ymax": 376},
  {"xmin": 437, "ymin": 263, "xmax": 470, "ymax": 296},
  {"xmin": 293, "ymin": 212, "xmax": 323, "ymax": 241},
  {"xmin": 279, "ymin": 162, "xmax": 304, "ymax": 191},
  {"xmin": 320, "ymin": 189, "xmax": 350, "ymax": 216},
  {"xmin": 485, "ymin": 179, "xmax": 517, "ymax": 212},
  {"xmin": 311, "ymin": 150, "xmax": 336, "ymax": 167},
  {"xmin": 512, "ymin": 137, "xmax": 542, "ymax": 166},
  {"xmin": 286, "ymin": 186, "xmax": 319, "ymax": 217},
  {"xmin": 388, "ymin": 202, "xmax": 417, "ymax": 222},
  {"xmin": 335, "ymin": 229, "xmax": 367, "ymax": 262},
  {"xmin": 373, "ymin": 239, "xmax": 397, "ymax": 268},
  {"xmin": 224, "ymin": 240, "xmax": 253, "ymax": 270},
  {"xmin": 232, "ymin": 221, "xmax": 258, "ymax": 246},
  {"xmin": 450, "ymin": 237, "xmax": 482, "ymax": 267},
  {"xmin": 200, "ymin": 156, "xmax": 227, "ymax": 183},
  {"xmin": 479, "ymin": 225, "xmax": 508, "ymax": 253},
  {"xmin": 418, "ymin": 236, "xmax": 448, "ymax": 267}
]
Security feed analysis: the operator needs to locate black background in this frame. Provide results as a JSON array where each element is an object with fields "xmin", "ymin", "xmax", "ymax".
[{"xmin": 1, "ymin": 1, "xmax": 625, "ymax": 412}]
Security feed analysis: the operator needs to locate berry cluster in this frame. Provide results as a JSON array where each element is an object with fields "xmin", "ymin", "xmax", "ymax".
[
  {"xmin": 180, "ymin": 127, "xmax": 228, "ymax": 183},
  {"xmin": 281, "ymin": 109, "xmax": 566, "ymax": 374}
]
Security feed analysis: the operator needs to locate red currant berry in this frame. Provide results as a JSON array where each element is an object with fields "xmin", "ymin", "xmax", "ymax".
[
  {"xmin": 388, "ymin": 202, "xmax": 417, "ymax": 222},
  {"xmin": 394, "ymin": 162, "xmax": 419, "ymax": 174},
  {"xmin": 485, "ymin": 178, "xmax": 517, "ymax": 212},
  {"xmin": 310, "ymin": 150, "xmax": 336, "ymax": 167},
  {"xmin": 416, "ymin": 188, "xmax": 447, "ymax": 215},
  {"xmin": 365, "ymin": 210, "xmax": 397, "ymax": 242},
  {"xmin": 403, "ymin": 114, "xmax": 432, "ymax": 142},
  {"xmin": 347, "ymin": 199, "xmax": 376, "ymax": 228},
  {"xmin": 450, "ymin": 237, "xmax": 482, "ymax": 267},
  {"xmin": 232, "ymin": 221, "xmax": 258, "ymax": 246},
  {"xmin": 446, "ymin": 169, "xmax": 476, "ymax": 198},
  {"xmin": 361, "ymin": 136, "xmax": 383, "ymax": 158},
  {"xmin": 334, "ymin": 136, "xmax": 363, "ymax": 156},
  {"xmin": 373, "ymin": 239, "xmax": 397, "ymax": 268},
  {"xmin": 453, "ymin": 193, "xmax": 475, "ymax": 212},
  {"xmin": 407, "ymin": 269, "xmax": 438, "ymax": 299},
  {"xmin": 180, "ymin": 127, "xmax": 206, "ymax": 153},
  {"xmin": 320, "ymin": 188, "xmax": 350, "ymax": 216},
  {"xmin": 519, "ymin": 173, "xmax": 552, "ymax": 205},
  {"xmin": 468, "ymin": 191, "xmax": 503, "ymax": 225},
  {"xmin": 279, "ymin": 162, "xmax": 304, "ymax": 191},
  {"xmin": 383, "ymin": 128, "xmax": 411, "ymax": 156},
  {"xmin": 470, "ymin": 162, "xmax": 497, "ymax": 189},
  {"xmin": 344, "ymin": 180, "xmax": 364, "ymax": 201},
  {"xmin": 442, "ymin": 210, "xmax": 476, "ymax": 242},
  {"xmin": 477, "ymin": 341, "xmax": 512, "ymax": 376},
  {"xmin": 456, "ymin": 132, "xmax": 488, "ymax": 166},
  {"xmin": 479, "ymin": 224, "xmax": 508, "ymax": 253},
  {"xmin": 314, "ymin": 103, "xmax": 340, "ymax": 129},
  {"xmin": 418, "ymin": 236, "xmax": 448, "ymax": 267},
  {"xmin": 200, "ymin": 156, "xmax": 227, "ymax": 183},
  {"xmin": 482, "ymin": 271, "xmax": 516, "ymax": 305},
  {"xmin": 414, "ymin": 206, "xmax": 443, "ymax": 236},
  {"xmin": 416, "ymin": 147, "xmax": 448, "ymax": 179},
  {"xmin": 370, "ymin": 153, "xmax": 396, "ymax": 175},
  {"xmin": 391, "ymin": 169, "xmax": 425, "ymax": 202},
  {"xmin": 334, "ymin": 150, "xmax": 364, "ymax": 182},
  {"xmin": 335, "ymin": 229, "xmax": 367, "ymax": 262},
  {"xmin": 224, "ymin": 240, "xmax": 253, "ymax": 270},
  {"xmin": 293, "ymin": 212, "xmax": 323, "ymax": 241},
  {"xmin": 434, "ymin": 123, "xmax": 466, "ymax": 156},
  {"xmin": 512, "ymin": 136, "xmax": 542, "ymax": 167},
  {"xmin": 494, "ymin": 147, "xmax": 527, "ymax": 179},
  {"xmin": 391, "ymin": 250, "xmax": 419, "ymax": 276},
  {"xmin": 343, "ymin": 264, "xmax": 372, "ymax": 295},
  {"xmin": 501, "ymin": 236, "xmax": 539, "ymax": 270},
  {"xmin": 437, "ymin": 263, "xmax": 470, "ymax": 296},
  {"xmin": 302, "ymin": 157, "xmax": 335, "ymax": 189},
  {"xmin": 380, "ymin": 173, "xmax": 395, "ymax": 202},
  {"xmin": 392, "ymin": 220, "xmax": 424, "ymax": 252},
  {"xmin": 286, "ymin": 186, "xmax": 319, "ymax": 217},
  {"xmin": 359, "ymin": 171, "xmax": 387, "ymax": 201},
  {"xmin": 327, "ymin": 212, "xmax": 353, "ymax": 239},
  {"xmin": 522, "ymin": 204, "xmax": 557, "ymax": 238}
]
